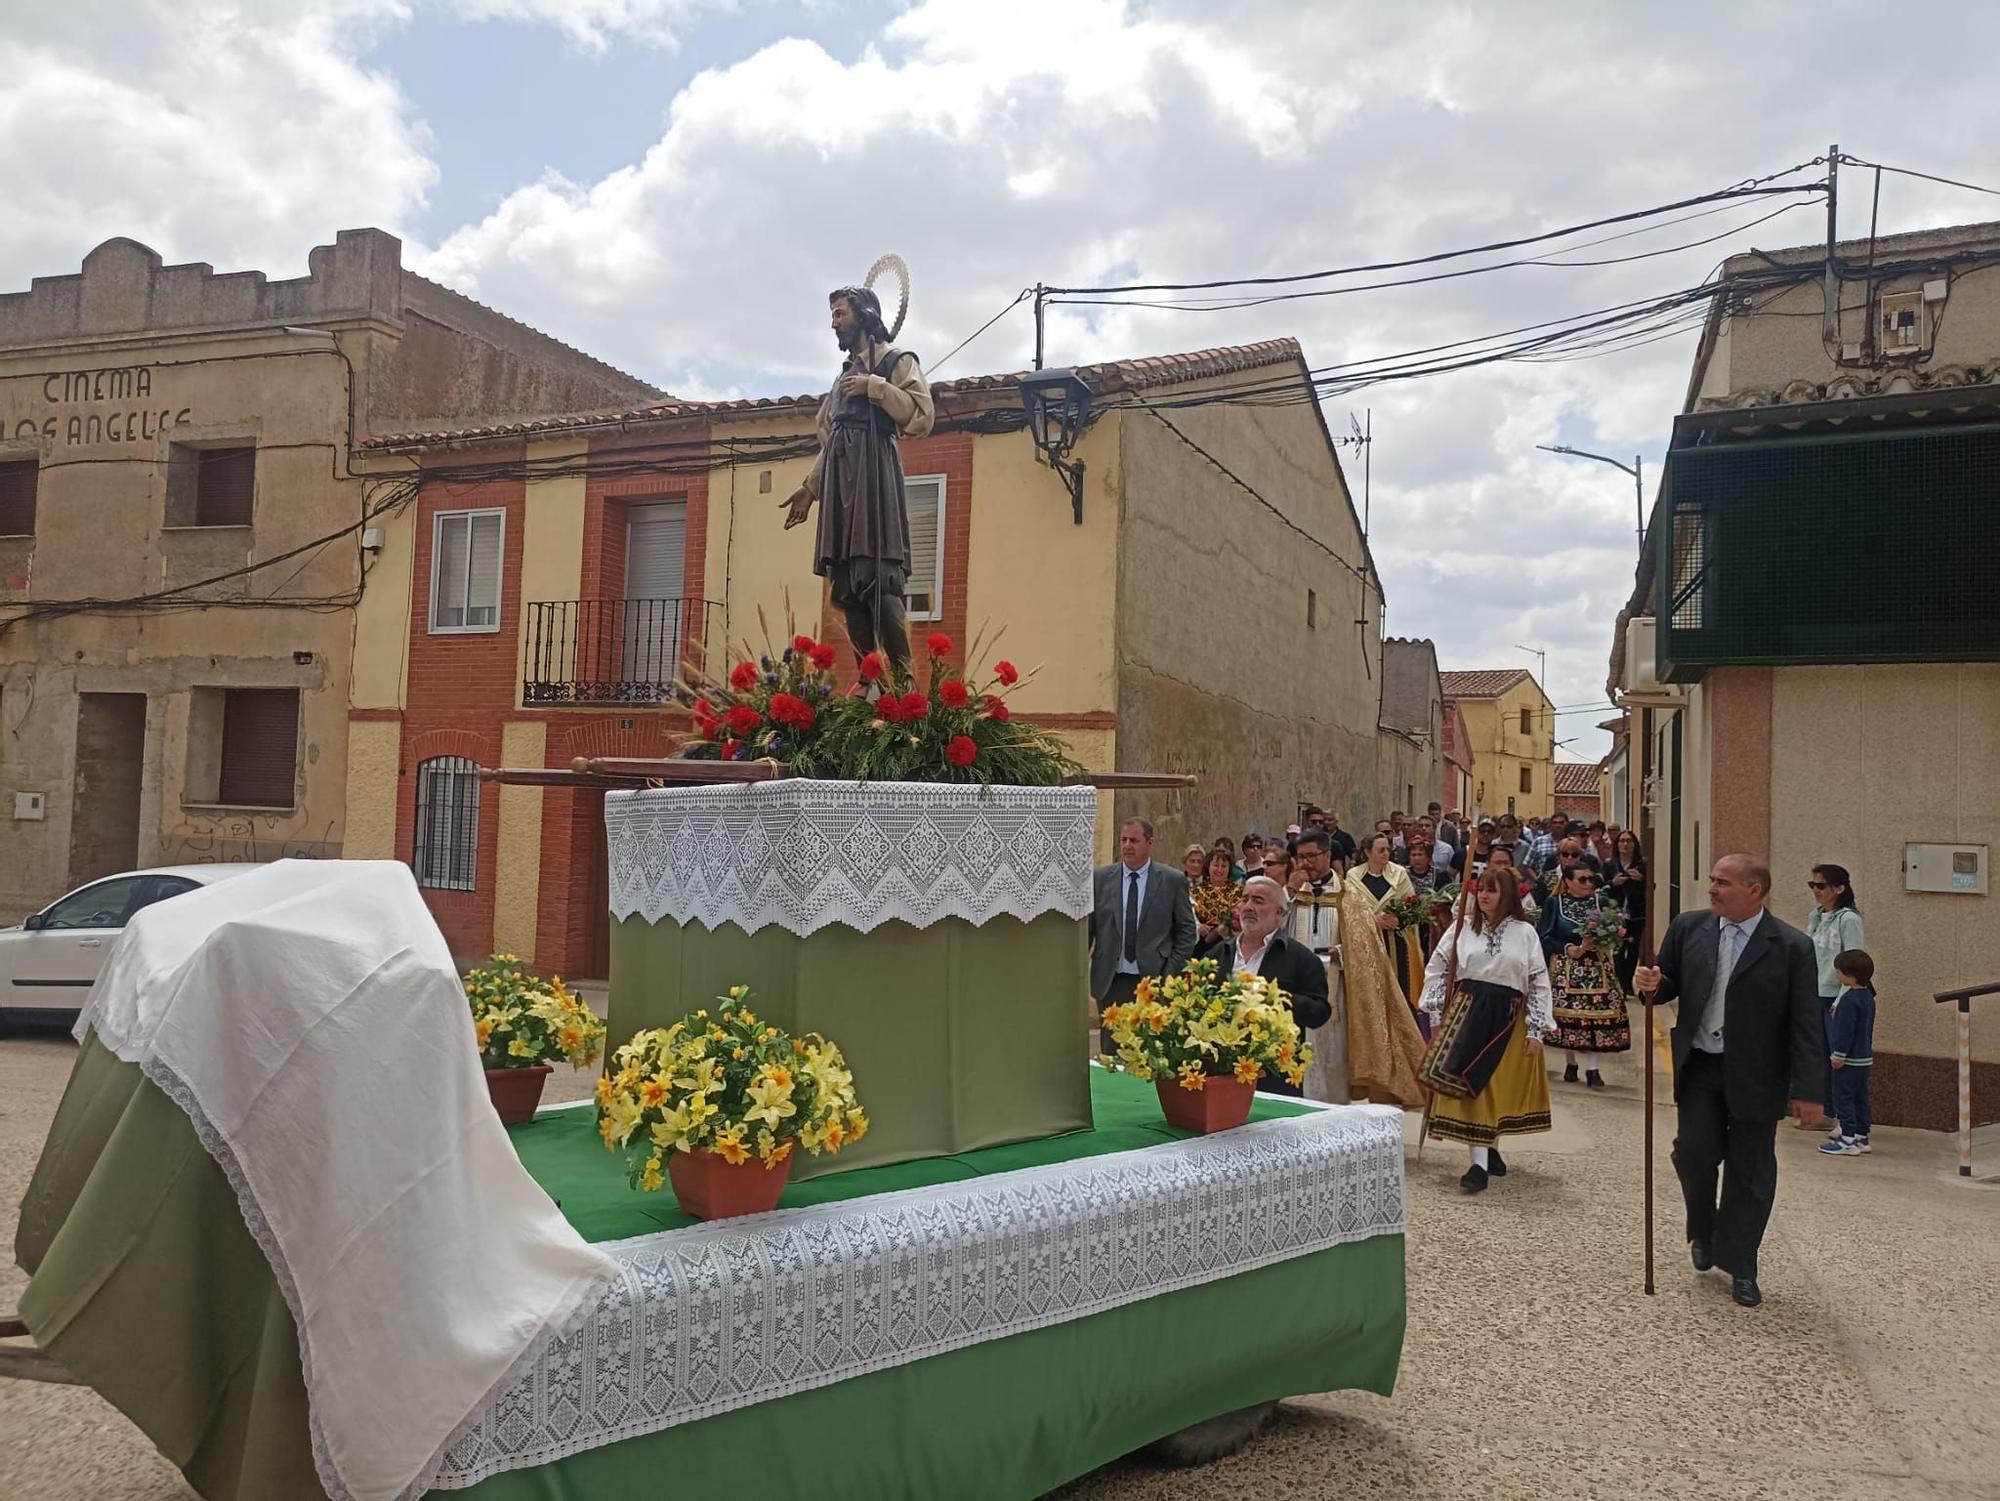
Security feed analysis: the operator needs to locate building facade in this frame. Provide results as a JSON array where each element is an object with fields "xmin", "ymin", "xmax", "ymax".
[
  {"xmin": 1552, "ymin": 760, "xmax": 1603, "ymax": 821},
  {"xmin": 0, "ymin": 231, "xmax": 655, "ymax": 920},
  {"xmin": 1610, "ymin": 220, "xmax": 2000, "ymax": 1129},
  {"xmin": 1440, "ymin": 698, "xmax": 1475, "ymax": 816},
  {"xmin": 1377, "ymin": 637, "xmax": 1445, "ymax": 823},
  {"xmin": 348, "ymin": 340, "xmax": 1406, "ymax": 973},
  {"xmin": 1440, "ymin": 669, "xmax": 1555, "ymax": 821}
]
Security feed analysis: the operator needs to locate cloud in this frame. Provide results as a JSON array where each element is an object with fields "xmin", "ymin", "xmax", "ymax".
[{"xmin": 442, "ymin": 0, "xmax": 729, "ymax": 54}]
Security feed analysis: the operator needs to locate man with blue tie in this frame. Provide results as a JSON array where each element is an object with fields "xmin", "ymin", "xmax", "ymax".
[
  {"xmin": 1636, "ymin": 855, "xmax": 1825, "ymax": 1308},
  {"xmin": 1089, "ymin": 818, "xmax": 1200, "ymax": 1055}
]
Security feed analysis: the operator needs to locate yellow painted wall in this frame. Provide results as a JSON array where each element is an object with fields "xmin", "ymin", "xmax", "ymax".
[
  {"xmin": 515, "ymin": 439, "xmax": 587, "ymax": 702},
  {"xmin": 707, "ymin": 412, "xmax": 825, "ymax": 658},
  {"xmin": 342, "ymin": 720, "xmax": 402, "ymax": 859},
  {"xmin": 350, "ymin": 455, "xmax": 420, "ymax": 713},
  {"xmin": 1460, "ymin": 679, "xmax": 1555, "ymax": 819},
  {"xmin": 492, "ymin": 720, "xmax": 547, "ymax": 961}
]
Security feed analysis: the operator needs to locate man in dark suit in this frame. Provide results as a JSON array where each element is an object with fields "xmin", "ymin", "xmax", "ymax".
[
  {"xmin": 1200, "ymin": 875, "xmax": 1331, "ymax": 1096},
  {"xmin": 1090, "ymin": 818, "xmax": 1200, "ymax": 1053},
  {"xmin": 1635, "ymin": 854, "xmax": 1825, "ymax": 1308}
]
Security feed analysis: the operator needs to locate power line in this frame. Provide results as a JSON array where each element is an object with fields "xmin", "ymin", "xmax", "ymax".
[
  {"xmin": 1837, "ymin": 153, "xmax": 2000, "ymax": 199},
  {"xmin": 929, "ymin": 289, "xmax": 1031, "ymax": 376}
]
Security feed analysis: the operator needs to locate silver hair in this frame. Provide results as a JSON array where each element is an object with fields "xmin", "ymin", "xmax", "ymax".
[{"xmin": 1241, "ymin": 874, "xmax": 1289, "ymax": 907}]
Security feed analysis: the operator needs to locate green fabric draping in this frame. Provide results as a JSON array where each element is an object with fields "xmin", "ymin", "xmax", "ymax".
[
  {"xmin": 608, "ymin": 911, "xmax": 1094, "ymax": 1179},
  {"xmin": 15, "ymin": 1041, "xmax": 1402, "ymax": 1501}
]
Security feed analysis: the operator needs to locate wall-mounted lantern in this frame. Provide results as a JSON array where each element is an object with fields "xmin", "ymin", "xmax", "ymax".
[{"xmin": 1018, "ymin": 367, "xmax": 1093, "ymax": 524}]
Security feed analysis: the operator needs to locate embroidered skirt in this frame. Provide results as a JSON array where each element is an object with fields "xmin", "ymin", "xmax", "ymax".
[
  {"xmin": 1550, "ymin": 953, "xmax": 1632, "ymax": 1054},
  {"xmin": 1426, "ymin": 1001, "xmax": 1553, "ymax": 1146}
]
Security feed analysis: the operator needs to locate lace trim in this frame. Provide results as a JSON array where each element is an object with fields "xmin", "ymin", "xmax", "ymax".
[
  {"xmin": 431, "ymin": 1104, "xmax": 1406, "ymax": 1488},
  {"xmin": 605, "ymin": 779, "xmax": 1096, "ymax": 935}
]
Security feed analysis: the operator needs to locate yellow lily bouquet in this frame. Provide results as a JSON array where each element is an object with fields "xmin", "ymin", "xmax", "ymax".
[
  {"xmin": 597, "ymin": 987, "xmax": 866, "ymax": 1193},
  {"xmin": 465, "ymin": 953, "xmax": 606, "ymax": 1071},
  {"xmin": 1099, "ymin": 957, "xmax": 1312, "ymax": 1092}
]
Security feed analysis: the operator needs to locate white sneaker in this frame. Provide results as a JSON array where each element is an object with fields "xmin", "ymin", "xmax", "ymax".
[
  {"xmin": 1817, "ymin": 1136, "xmax": 1861, "ymax": 1156},
  {"xmin": 1856, "ymin": 1136, "xmax": 1872, "ymax": 1153}
]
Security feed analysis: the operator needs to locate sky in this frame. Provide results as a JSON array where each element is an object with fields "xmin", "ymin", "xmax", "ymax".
[{"xmin": 8, "ymin": 0, "xmax": 2000, "ymax": 761}]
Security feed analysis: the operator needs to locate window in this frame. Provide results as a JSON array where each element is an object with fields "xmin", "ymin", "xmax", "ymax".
[
  {"xmin": 413, "ymin": 755, "xmax": 480, "ymax": 891},
  {"xmin": 216, "ymin": 689, "xmax": 299, "ymax": 807},
  {"xmin": 430, "ymin": 509, "xmax": 504, "ymax": 633},
  {"xmin": 41, "ymin": 876, "xmax": 151, "ymax": 930},
  {"xmin": 166, "ymin": 445, "xmax": 256, "ymax": 527},
  {"xmin": 1519, "ymin": 765, "xmax": 1533, "ymax": 795},
  {"xmin": 1519, "ymin": 707, "xmax": 1532, "ymax": 736},
  {"xmin": 904, "ymin": 475, "xmax": 945, "ymax": 621},
  {"xmin": 0, "ymin": 459, "xmax": 36, "ymax": 536},
  {"xmin": 1307, "ymin": 589, "xmax": 1318, "ymax": 629}
]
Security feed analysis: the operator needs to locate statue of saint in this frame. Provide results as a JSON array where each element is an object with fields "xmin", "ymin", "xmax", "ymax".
[{"xmin": 781, "ymin": 280, "xmax": 934, "ymax": 670}]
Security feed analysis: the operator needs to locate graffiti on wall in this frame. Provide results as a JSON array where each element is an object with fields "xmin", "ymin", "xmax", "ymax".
[{"xmin": 161, "ymin": 813, "xmax": 339, "ymax": 867}]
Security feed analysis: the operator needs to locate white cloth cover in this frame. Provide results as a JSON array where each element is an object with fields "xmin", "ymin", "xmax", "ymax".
[
  {"xmin": 605, "ymin": 778, "xmax": 1097, "ymax": 935},
  {"xmin": 73, "ymin": 860, "xmax": 615, "ymax": 1501}
]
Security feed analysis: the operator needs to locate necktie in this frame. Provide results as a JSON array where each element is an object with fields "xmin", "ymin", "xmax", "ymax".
[
  {"xmin": 1124, "ymin": 869, "xmax": 1140, "ymax": 962},
  {"xmin": 1707, "ymin": 922, "xmax": 1738, "ymax": 1049}
]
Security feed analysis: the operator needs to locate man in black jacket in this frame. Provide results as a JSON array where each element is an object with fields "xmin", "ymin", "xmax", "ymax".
[
  {"xmin": 1635, "ymin": 854, "xmax": 1825, "ymax": 1308},
  {"xmin": 1200, "ymin": 876, "xmax": 1330, "ymax": 1097}
]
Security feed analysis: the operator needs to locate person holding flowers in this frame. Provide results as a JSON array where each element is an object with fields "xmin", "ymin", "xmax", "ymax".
[
  {"xmin": 1336, "ymin": 833, "xmax": 1428, "ymax": 1106},
  {"xmin": 1536, "ymin": 861, "xmax": 1632, "ymax": 1086}
]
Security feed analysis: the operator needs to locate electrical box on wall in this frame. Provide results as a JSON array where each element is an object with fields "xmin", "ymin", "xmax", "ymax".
[
  {"xmin": 13, "ymin": 791, "xmax": 44, "ymax": 821},
  {"xmin": 1904, "ymin": 843, "xmax": 1988, "ymax": 895}
]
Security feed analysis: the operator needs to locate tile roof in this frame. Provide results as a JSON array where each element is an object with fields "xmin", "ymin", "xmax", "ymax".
[
  {"xmin": 1439, "ymin": 668, "xmax": 1533, "ymax": 699},
  {"xmin": 1553, "ymin": 761, "xmax": 1603, "ymax": 796},
  {"xmin": 360, "ymin": 338, "xmax": 1305, "ymax": 449}
]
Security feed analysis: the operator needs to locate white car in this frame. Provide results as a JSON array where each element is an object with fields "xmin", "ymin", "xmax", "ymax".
[{"xmin": 0, "ymin": 864, "xmax": 263, "ymax": 1024}]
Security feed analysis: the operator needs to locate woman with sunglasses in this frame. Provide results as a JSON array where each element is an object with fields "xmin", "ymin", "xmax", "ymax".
[
  {"xmin": 1536, "ymin": 859, "xmax": 1630, "ymax": 1087},
  {"xmin": 1805, "ymin": 864, "xmax": 1864, "ymax": 1130}
]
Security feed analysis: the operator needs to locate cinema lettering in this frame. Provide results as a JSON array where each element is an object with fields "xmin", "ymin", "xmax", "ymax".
[{"xmin": 7, "ymin": 365, "xmax": 192, "ymax": 446}]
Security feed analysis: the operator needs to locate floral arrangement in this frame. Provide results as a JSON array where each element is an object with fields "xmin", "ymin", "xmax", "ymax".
[
  {"xmin": 1427, "ymin": 883, "xmax": 1464, "ymax": 920},
  {"xmin": 1379, "ymin": 891, "xmax": 1431, "ymax": 930},
  {"xmin": 595, "ymin": 987, "xmax": 866, "ymax": 1192},
  {"xmin": 1574, "ymin": 903, "xmax": 1629, "ymax": 956},
  {"xmin": 465, "ymin": 954, "xmax": 606, "ymax": 1071},
  {"xmin": 1098, "ymin": 957, "xmax": 1312, "ymax": 1092},
  {"xmin": 672, "ymin": 617, "xmax": 1083, "ymax": 786}
]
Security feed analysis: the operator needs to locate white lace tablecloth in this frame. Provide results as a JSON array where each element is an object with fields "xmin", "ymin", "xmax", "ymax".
[
  {"xmin": 431, "ymin": 1098, "xmax": 1407, "ymax": 1489},
  {"xmin": 605, "ymin": 779, "xmax": 1097, "ymax": 935}
]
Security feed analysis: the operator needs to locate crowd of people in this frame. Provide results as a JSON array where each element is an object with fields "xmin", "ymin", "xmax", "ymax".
[{"xmin": 1093, "ymin": 805, "xmax": 1879, "ymax": 1308}]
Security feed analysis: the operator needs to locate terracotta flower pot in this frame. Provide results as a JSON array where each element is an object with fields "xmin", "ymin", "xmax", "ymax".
[
  {"xmin": 668, "ymin": 1146, "xmax": 793, "ymax": 1221},
  {"xmin": 1155, "ymin": 1075, "xmax": 1256, "ymax": 1134},
  {"xmin": 485, "ymin": 1064, "xmax": 552, "ymax": 1126}
]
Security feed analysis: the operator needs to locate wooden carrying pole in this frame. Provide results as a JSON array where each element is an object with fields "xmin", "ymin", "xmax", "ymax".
[{"xmin": 1641, "ymin": 864, "xmax": 1657, "ymax": 1296}]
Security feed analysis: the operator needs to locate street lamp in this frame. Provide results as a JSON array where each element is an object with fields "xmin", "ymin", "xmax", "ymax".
[
  {"xmin": 1019, "ymin": 367, "xmax": 1093, "ymax": 525},
  {"xmin": 1538, "ymin": 444, "xmax": 1645, "ymax": 558}
]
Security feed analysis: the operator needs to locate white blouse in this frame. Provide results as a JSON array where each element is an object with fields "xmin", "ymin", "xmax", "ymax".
[{"xmin": 1418, "ymin": 917, "xmax": 1555, "ymax": 1034}]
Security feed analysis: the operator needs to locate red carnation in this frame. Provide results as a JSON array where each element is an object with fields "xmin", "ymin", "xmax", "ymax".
[
  {"xmin": 725, "ymin": 704, "xmax": 763, "ymax": 737},
  {"xmin": 694, "ymin": 712, "xmax": 720, "ymax": 740},
  {"xmin": 938, "ymin": 678, "xmax": 969, "ymax": 709},
  {"xmin": 729, "ymin": 662, "xmax": 758, "ymax": 692},
  {"xmin": 792, "ymin": 634, "xmax": 816, "ymax": 653},
  {"xmin": 900, "ymin": 692, "xmax": 929, "ymax": 719},
  {"xmin": 984, "ymin": 694, "xmax": 1011, "ymax": 722},
  {"xmin": 809, "ymin": 643, "xmax": 837, "ymax": 671},
  {"xmin": 720, "ymin": 738, "xmax": 743, "ymax": 760},
  {"xmin": 946, "ymin": 735, "xmax": 978, "ymax": 768},
  {"xmin": 858, "ymin": 651, "xmax": 887, "ymax": 682},
  {"xmin": 994, "ymin": 660, "xmax": 1019, "ymax": 686},
  {"xmin": 769, "ymin": 692, "xmax": 815, "ymax": 730},
  {"xmin": 877, "ymin": 694, "xmax": 904, "ymax": 723},
  {"xmin": 925, "ymin": 632, "xmax": 953, "ymax": 657}
]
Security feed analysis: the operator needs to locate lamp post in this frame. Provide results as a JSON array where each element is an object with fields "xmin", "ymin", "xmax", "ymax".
[
  {"xmin": 1538, "ymin": 444, "xmax": 1645, "ymax": 558},
  {"xmin": 1019, "ymin": 367, "xmax": 1093, "ymax": 524}
]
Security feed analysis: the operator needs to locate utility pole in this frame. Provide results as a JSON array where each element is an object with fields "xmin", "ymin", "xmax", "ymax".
[{"xmin": 1032, "ymin": 284, "xmax": 1045, "ymax": 371}]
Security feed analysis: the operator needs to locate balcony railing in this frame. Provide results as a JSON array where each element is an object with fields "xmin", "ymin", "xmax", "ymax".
[{"xmin": 522, "ymin": 597, "xmax": 722, "ymax": 706}]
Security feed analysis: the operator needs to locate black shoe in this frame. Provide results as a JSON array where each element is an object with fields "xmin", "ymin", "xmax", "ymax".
[
  {"xmin": 1563, "ymin": 1062, "xmax": 1580, "ymax": 1083},
  {"xmin": 1459, "ymin": 1165, "xmax": 1489, "ymax": 1194},
  {"xmin": 1586, "ymin": 1069, "xmax": 1606, "ymax": 1089},
  {"xmin": 1689, "ymin": 1239, "xmax": 1713, "ymax": 1272},
  {"xmin": 1486, "ymin": 1147, "xmax": 1507, "ymax": 1177},
  {"xmin": 1731, "ymin": 1275, "xmax": 1762, "ymax": 1308}
]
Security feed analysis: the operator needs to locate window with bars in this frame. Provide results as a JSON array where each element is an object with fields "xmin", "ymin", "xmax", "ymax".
[
  {"xmin": 217, "ymin": 689, "xmax": 298, "ymax": 808},
  {"xmin": 430, "ymin": 508, "xmax": 505, "ymax": 633},
  {"xmin": 0, "ymin": 459, "xmax": 37, "ymax": 536},
  {"xmin": 413, "ymin": 756, "xmax": 481, "ymax": 891},
  {"xmin": 904, "ymin": 475, "xmax": 945, "ymax": 620},
  {"xmin": 166, "ymin": 445, "xmax": 256, "ymax": 527}
]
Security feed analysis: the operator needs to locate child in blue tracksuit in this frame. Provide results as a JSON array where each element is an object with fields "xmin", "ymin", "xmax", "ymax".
[{"xmin": 1818, "ymin": 949, "xmax": 1877, "ymax": 1157}]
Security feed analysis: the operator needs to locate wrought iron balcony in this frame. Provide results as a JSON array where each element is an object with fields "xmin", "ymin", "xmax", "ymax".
[{"xmin": 522, "ymin": 597, "xmax": 722, "ymax": 706}]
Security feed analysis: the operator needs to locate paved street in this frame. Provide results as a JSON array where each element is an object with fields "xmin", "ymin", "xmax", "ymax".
[{"xmin": 5, "ymin": 1028, "xmax": 1996, "ymax": 1501}]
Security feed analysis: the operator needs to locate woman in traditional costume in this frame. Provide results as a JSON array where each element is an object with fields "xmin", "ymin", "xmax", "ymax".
[
  {"xmin": 1536, "ymin": 862, "xmax": 1631, "ymax": 1088},
  {"xmin": 1191, "ymin": 848, "xmax": 1242, "ymax": 948},
  {"xmin": 1418, "ymin": 869, "xmax": 1556, "ymax": 1195},
  {"xmin": 1336, "ymin": 834, "xmax": 1428, "ymax": 1106}
]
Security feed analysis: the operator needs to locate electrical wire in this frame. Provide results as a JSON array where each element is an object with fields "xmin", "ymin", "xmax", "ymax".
[
  {"xmin": 928, "ymin": 289, "xmax": 1032, "ymax": 376},
  {"xmin": 1838, "ymin": 153, "xmax": 2000, "ymax": 199}
]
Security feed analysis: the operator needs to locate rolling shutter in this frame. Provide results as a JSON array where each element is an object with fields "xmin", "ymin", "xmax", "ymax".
[
  {"xmin": 465, "ymin": 511, "xmax": 503, "ymax": 628},
  {"xmin": 218, "ymin": 689, "xmax": 299, "ymax": 808},
  {"xmin": 624, "ymin": 503, "xmax": 687, "ymax": 600},
  {"xmin": 430, "ymin": 509, "xmax": 504, "ymax": 631},
  {"xmin": 904, "ymin": 477, "xmax": 943, "ymax": 618},
  {"xmin": 0, "ymin": 460, "xmax": 36, "ymax": 536},
  {"xmin": 195, "ymin": 447, "xmax": 256, "ymax": 527}
]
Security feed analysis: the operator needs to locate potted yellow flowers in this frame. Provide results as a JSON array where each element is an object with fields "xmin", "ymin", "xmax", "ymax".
[
  {"xmin": 597, "ymin": 987, "xmax": 866, "ymax": 1220},
  {"xmin": 1098, "ymin": 957, "xmax": 1312, "ymax": 1133},
  {"xmin": 464, "ymin": 954, "xmax": 608, "ymax": 1125}
]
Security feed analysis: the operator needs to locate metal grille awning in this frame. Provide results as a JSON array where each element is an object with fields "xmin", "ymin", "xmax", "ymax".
[{"xmin": 1657, "ymin": 422, "xmax": 2000, "ymax": 681}]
